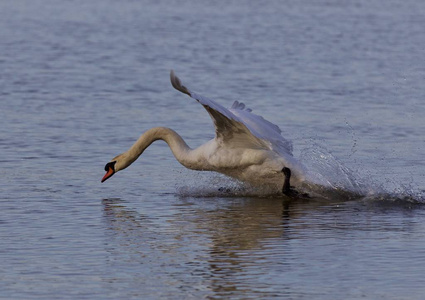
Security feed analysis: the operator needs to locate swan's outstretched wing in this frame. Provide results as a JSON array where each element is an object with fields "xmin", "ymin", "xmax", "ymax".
[
  {"xmin": 229, "ymin": 101, "xmax": 293, "ymax": 155},
  {"xmin": 170, "ymin": 70, "xmax": 293, "ymax": 155}
]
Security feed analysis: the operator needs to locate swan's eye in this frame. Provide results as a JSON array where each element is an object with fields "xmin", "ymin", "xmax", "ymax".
[{"xmin": 104, "ymin": 161, "xmax": 116, "ymax": 172}]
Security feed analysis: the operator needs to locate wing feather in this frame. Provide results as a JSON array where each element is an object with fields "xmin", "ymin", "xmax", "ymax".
[{"xmin": 170, "ymin": 70, "xmax": 293, "ymax": 155}]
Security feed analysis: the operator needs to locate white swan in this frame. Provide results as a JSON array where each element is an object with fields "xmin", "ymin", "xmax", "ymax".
[{"xmin": 101, "ymin": 71, "xmax": 311, "ymax": 194}]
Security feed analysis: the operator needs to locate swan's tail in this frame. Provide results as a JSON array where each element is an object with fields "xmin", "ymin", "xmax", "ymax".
[{"xmin": 170, "ymin": 70, "xmax": 191, "ymax": 96}]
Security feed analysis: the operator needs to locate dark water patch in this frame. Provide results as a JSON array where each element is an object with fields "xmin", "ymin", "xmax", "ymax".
[{"xmin": 362, "ymin": 193, "xmax": 425, "ymax": 207}]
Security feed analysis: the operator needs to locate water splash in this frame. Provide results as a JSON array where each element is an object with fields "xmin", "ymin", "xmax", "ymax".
[
  {"xmin": 299, "ymin": 143, "xmax": 425, "ymax": 203},
  {"xmin": 299, "ymin": 143, "xmax": 368, "ymax": 196},
  {"xmin": 176, "ymin": 172, "xmax": 284, "ymax": 198},
  {"xmin": 174, "ymin": 143, "xmax": 424, "ymax": 203}
]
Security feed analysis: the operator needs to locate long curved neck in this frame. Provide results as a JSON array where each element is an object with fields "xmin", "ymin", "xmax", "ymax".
[{"xmin": 122, "ymin": 127, "xmax": 192, "ymax": 169}]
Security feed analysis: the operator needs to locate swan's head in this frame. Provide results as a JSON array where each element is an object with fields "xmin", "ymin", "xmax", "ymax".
[{"xmin": 101, "ymin": 154, "xmax": 128, "ymax": 183}]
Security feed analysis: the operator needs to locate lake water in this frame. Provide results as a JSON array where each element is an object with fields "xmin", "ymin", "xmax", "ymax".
[{"xmin": 1, "ymin": 0, "xmax": 425, "ymax": 299}]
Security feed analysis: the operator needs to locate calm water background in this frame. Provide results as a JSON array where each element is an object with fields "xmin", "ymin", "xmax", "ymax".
[{"xmin": 1, "ymin": 0, "xmax": 425, "ymax": 299}]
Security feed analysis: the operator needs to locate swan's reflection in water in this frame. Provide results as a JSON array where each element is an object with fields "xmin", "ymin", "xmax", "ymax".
[{"xmin": 101, "ymin": 196, "xmax": 341, "ymax": 298}]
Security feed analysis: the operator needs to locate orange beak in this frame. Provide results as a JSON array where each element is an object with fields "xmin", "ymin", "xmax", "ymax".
[{"xmin": 101, "ymin": 166, "xmax": 115, "ymax": 183}]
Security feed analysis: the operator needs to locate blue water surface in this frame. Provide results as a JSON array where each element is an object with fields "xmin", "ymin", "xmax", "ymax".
[{"xmin": 1, "ymin": 0, "xmax": 425, "ymax": 299}]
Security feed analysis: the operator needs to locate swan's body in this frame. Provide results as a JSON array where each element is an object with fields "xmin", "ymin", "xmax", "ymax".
[{"xmin": 102, "ymin": 71, "xmax": 311, "ymax": 193}]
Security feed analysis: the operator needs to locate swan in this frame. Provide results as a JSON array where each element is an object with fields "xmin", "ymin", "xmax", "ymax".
[{"xmin": 101, "ymin": 71, "xmax": 311, "ymax": 195}]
